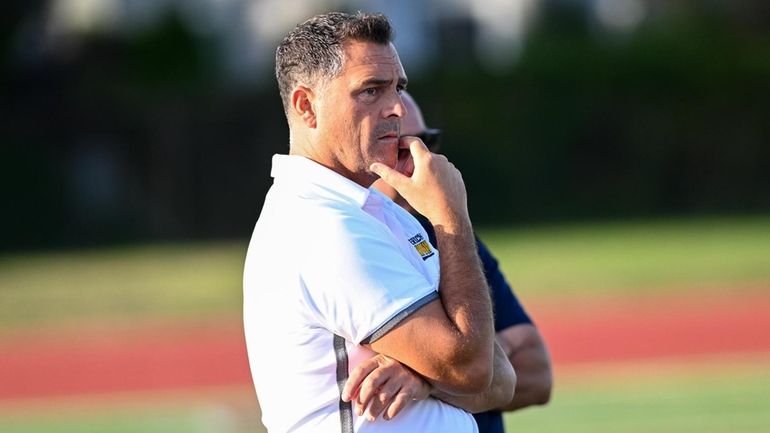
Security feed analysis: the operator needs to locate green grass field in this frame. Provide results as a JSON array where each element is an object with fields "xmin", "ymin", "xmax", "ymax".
[
  {"xmin": 2, "ymin": 215, "xmax": 769, "ymax": 327},
  {"xmin": 0, "ymin": 242, "xmax": 247, "ymax": 327},
  {"xmin": 478, "ymin": 215, "xmax": 770, "ymax": 298},
  {"xmin": 506, "ymin": 363, "xmax": 770, "ymax": 433},
  {"xmin": 0, "ymin": 409, "xmax": 218, "ymax": 433},
  {"xmin": 2, "ymin": 364, "xmax": 769, "ymax": 433},
  {"xmin": 1, "ymin": 215, "xmax": 769, "ymax": 432}
]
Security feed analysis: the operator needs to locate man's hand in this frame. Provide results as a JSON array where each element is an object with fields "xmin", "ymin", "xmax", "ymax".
[
  {"xmin": 370, "ymin": 137, "xmax": 469, "ymax": 230},
  {"xmin": 365, "ymin": 140, "xmax": 495, "ymax": 397},
  {"xmin": 341, "ymin": 354, "xmax": 432, "ymax": 422}
]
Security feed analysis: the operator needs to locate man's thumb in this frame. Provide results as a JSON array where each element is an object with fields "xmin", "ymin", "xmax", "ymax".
[{"xmin": 370, "ymin": 162, "xmax": 407, "ymax": 188}]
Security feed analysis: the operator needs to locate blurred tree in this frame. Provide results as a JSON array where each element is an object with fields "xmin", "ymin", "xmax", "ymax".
[{"xmin": 1, "ymin": 0, "xmax": 768, "ymax": 250}]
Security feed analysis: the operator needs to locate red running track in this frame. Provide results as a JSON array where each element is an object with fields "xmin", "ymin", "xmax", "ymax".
[
  {"xmin": 2, "ymin": 291, "xmax": 770, "ymax": 400},
  {"xmin": 530, "ymin": 290, "xmax": 770, "ymax": 364}
]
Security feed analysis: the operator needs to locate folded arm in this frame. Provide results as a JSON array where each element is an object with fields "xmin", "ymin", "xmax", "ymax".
[
  {"xmin": 360, "ymin": 139, "xmax": 496, "ymax": 395},
  {"xmin": 344, "ymin": 341, "xmax": 515, "ymax": 421},
  {"xmin": 431, "ymin": 340, "xmax": 516, "ymax": 413}
]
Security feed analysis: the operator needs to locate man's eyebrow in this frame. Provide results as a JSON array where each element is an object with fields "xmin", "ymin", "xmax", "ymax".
[{"xmin": 359, "ymin": 77, "xmax": 408, "ymax": 88}]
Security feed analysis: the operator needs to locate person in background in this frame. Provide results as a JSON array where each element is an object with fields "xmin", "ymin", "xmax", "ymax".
[{"xmin": 371, "ymin": 91, "xmax": 552, "ymax": 433}]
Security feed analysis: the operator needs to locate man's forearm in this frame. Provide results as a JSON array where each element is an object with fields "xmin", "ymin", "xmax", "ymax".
[
  {"xmin": 368, "ymin": 148, "xmax": 496, "ymax": 394},
  {"xmin": 365, "ymin": 218, "xmax": 498, "ymax": 395},
  {"xmin": 497, "ymin": 327, "xmax": 552, "ymax": 411},
  {"xmin": 433, "ymin": 218, "xmax": 496, "ymax": 364},
  {"xmin": 431, "ymin": 341, "xmax": 516, "ymax": 413}
]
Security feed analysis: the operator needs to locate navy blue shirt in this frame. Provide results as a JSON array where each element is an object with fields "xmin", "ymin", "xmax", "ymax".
[{"xmin": 417, "ymin": 216, "xmax": 532, "ymax": 433}]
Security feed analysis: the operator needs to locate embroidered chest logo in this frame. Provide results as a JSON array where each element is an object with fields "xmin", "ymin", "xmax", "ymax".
[{"xmin": 408, "ymin": 233, "xmax": 435, "ymax": 260}]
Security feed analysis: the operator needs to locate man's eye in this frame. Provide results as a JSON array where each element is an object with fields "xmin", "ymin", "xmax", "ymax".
[{"xmin": 358, "ymin": 87, "xmax": 380, "ymax": 103}]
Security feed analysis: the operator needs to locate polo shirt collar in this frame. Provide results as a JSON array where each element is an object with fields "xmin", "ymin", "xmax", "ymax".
[{"xmin": 271, "ymin": 154, "xmax": 371, "ymax": 208}]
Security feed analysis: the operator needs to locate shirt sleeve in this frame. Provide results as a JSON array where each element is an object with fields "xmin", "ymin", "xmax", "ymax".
[
  {"xmin": 476, "ymin": 236, "xmax": 533, "ymax": 330},
  {"xmin": 300, "ymin": 213, "xmax": 439, "ymax": 345}
]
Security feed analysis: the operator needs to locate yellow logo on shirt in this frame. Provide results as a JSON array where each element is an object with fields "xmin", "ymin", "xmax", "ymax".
[{"xmin": 408, "ymin": 233, "xmax": 435, "ymax": 260}]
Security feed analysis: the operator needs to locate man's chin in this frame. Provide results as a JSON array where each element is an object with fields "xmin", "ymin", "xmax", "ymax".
[{"xmin": 371, "ymin": 153, "xmax": 398, "ymax": 171}]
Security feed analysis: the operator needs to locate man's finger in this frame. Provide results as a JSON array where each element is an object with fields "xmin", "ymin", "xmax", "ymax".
[
  {"xmin": 403, "ymin": 136, "xmax": 430, "ymax": 159},
  {"xmin": 383, "ymin": 392, "xmax": 410, "ymax": 421},
  {"xmin": 356, "ymin": 368, "xmax": 388, "ymax": 413},
  {"xmin": 342, "ymin": 358, "xmax": 378, "ymax": 402},
  {"xmin": 370, "ymin": 162, "xmax": 408, "ymax": 188},
  {"xmin": 365, "ymin": 381, "xmax": 401, "ymax": 422}
]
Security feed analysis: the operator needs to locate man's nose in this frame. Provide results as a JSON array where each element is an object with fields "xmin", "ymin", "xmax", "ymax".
[{"xmin": 385, "ymin": 92, "xmax": 406, "ymax": 118}]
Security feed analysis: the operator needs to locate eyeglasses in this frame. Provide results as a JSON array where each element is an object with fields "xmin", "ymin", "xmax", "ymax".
[{"xmin": 414, "ymin": 128, "xmax": 442, "ymax": 151}]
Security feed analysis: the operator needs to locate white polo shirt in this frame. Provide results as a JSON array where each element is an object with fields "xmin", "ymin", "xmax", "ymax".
[{"xmin": 243, "ymin": 155, "xmax": 478, "ymax": 433}]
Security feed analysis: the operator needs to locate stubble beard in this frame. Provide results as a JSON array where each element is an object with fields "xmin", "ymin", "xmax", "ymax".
[{"xmin": 372, "ymin": 119, "xmax": 400, "ymax": 166}]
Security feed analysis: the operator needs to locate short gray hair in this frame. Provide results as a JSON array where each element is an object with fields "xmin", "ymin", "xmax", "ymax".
[{"xmin": 275, "ymin": 12, "xmax": 394, "ymax": 114}]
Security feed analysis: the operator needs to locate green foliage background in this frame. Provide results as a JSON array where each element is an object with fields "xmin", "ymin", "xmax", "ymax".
[{"xmin": 2, "ymin": 3, "xmax": 769, "ymax": 250}]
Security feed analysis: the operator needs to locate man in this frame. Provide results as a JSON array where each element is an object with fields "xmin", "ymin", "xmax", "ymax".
[
  {"xmin": 370, "ymin": 91, "xmax": 552, "ymax": 433},
  {"xmin": 243, "ymin": 12, "xmax": 515, "ymax": 433}
]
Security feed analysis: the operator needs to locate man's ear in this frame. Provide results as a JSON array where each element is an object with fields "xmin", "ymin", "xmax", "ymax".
[{"xmin": 291, "ymin": 86, "xmax": 317, "ymax": 128}]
